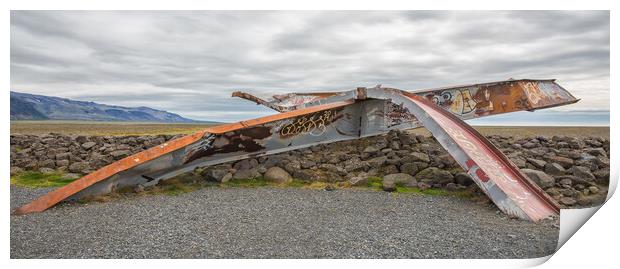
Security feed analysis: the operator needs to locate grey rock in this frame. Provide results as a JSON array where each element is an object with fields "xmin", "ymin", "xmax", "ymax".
[
  {"xmin": 383, "ymin": 173, "xmax": 416, "ymax": 188},
  {"xmin": 63, "ymin": 173, "xmax": 81, "ymax": 180},
  {"xmin": 572, "ymin": 166, "xmax": 595, "ymax": 181},
  {"xmin": 454, "ymin": 172, "xmax": 474, "ymax": 186},
  {"xmin": 587, "ymin": 148, "xmax": 607, "ymax": 157},
  {"xmin": 68, "ymin": 162, "xmax": 90, "ymax": 174},
  {"xmin": 55, "ymin": 152, "xmax": 71, "ymax": 160},
  {"xmin": 560, "ymin": 197, "xmax": 577, "ymax": 206},
  {"xmin": 56, "ymin": 159, "xmax": 70, "ymax": 167},
  {"xmin": 415, "ymin": 167, "xmax": 454, "ymax": 185},
  {"xmin": 382, "ymin": 164, "xmax": 399, "ymax": 175},
  {"xmin": 593, "ymin": 169, "xmax": 610, "ymax": 184},
  {"xmin": 38, "ymin": 167, "xmax": 55, "ymax": 174},
  {"xmin": 39, "ymin": 159, "xmax": 56, "ymax": 168},
  {"xmin": 10, "ymin": 166, "xmax": 23, "ymax": 176},
  {"xmin": 445, "ymin": 183, "xmax": 459, "ymax": 192},
  {"xmin": 558, "ymin": 178, "xmax": 572, "ymax": 186},
  {"xmin": 367, "ymin": 156, "xmax": 388, "ymax": 167},
  {"xmin": 264, "ymin": 167, "xmax": 293, "ymax": 184},
  {"xmin": 300, "ymin": 159, "xmax": 317, "ymax": 169},
  {"xmin": 110, "ymin": 150, "xmax": 131, "ymax": 160},
  {"xmin": 233, "ymin": 168, "xmax": 260, "ymax": 180},
  {"xmin": 221, "ymin": 173, "xmax": 233, "ymax": 183},
  {"xmin": 544, "ymin": 163, "xmax": 566, "ymax": 176},
  {"xmin": 521, "ymin": 169, "xmax": 554, "ymax": 189},
  {"xmin": 545, "ymin": 187, "xmax": 561, "ymax": 196},
  {"xmin": 399, "ymin": 163, "xmax": 419, "ymax": 176},
  {"xmin": 522, "ymin": 142, "xmax": 538, "ymax": 149},
  {"xmin": 588, "ymin": 186, "xmax": 600, "ymax": 194},
  {"xmin": 348, "ymin": 173, "xmax": 368, "ymax": 186},
  {"xmin": 81, "ymin": 142, "xmax": 97, "ymax": 150},
  {"xmin": 409, "ymin": 152, "xmax": 430, "ymax": 163},
  {"xmin": 233, "ymin": 159, "xmax": 259, "ymax": 171},
  {"xmin": 133, "ymin": 184, "xmax": 145, "ymax": 193},
  {"xmin": 343, "ymin": 158, "xmax": 366, "ymax": 172},
  {"xmin": 545, "ymin": 156, "xmax": 574, "ymax": 169},
  {"xmin": 526, "ymin": 158, "xmax": 547, "ymax": 169},
  {"xmin": 284, "ymin": 161, "xmax": 301, "ymax": 175},
  {"xmin": 390, "ymin": 141, "xmax": 401, "ymax": 150},
  {"xmin": 201, "ymin": 165, "xmax": 231, "ymax": 182},
  {"xmin": 577, "ymin": 195, "xmax": 592, "ymax": 206},
  {"xmin": 363, "ymin": 146, "xmax": 379, "ymax": 155},
  {"xmin": 293, "ymin": 169, "xmax": 322, "ymax": 182}
]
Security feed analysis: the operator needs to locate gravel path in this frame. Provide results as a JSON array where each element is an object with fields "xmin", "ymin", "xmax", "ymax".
[{"xmin": 11, "ymin": 186, "xmax": 558, "ymax": 258}]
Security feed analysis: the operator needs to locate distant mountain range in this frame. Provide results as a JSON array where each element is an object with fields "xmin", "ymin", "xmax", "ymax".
[{"xmin": 10, "ymin": 91, "xmax": 199, "ymax": 123}]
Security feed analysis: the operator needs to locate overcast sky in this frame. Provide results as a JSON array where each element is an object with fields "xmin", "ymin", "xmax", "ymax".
[{"xmin": 10, "ymin": 11, "xmax": 609, "ymax": 122}]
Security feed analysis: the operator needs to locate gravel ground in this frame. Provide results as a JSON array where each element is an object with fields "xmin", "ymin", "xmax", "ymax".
[{"xmin": 11, "ymin": 186, "xmax": 559, "ymax": 259}]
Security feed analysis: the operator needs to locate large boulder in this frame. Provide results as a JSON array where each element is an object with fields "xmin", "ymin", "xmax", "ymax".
[
  {"xmin": 110, "ymin": 150, "xmax": 131, "ymax": 160},
  {"xmin": 367, "ymin": 156, "xmax": 388, "ymax": 167},
  {"xmin": 233, "ymin": 168, "xmax": 261, "ymax": 180},
  {"xmin": 545, "ymin": 156, "xmax": 574, "ymax": 169},
  {"xmin": 521, "ymin": 169, "xmax": 554, "ymax": 189},
  {"xmin": 544, "ymin": 162, "xmax": 566, "ymax": 176},
  {"xmin": 399, "ymin": 163, "xmax": 419, "ymax": 176},
  {"xmin": 233, "ymin": 159, "xmax": 259, "ymax": 171},
  {"xmin": 363, "ymin": 146, "xmax": 380, "ymax": 155},
  {"xmin": 81, "ymin": 141, "xmax": 97, "ymax": 150},
  {"xmin": 408, "ymin": 152, "xmax": 430, "ymax": 163},
  {"xmin": 454, "ymin": 172, "xmax": 474, "ymax": 186},
  {"xmin": 201, "ymin": 165, "xmax": 232, "ymax": 182},
  {"xmin": 415, "ymin": 167, "xmax": 454, "ymax": 185},
  {"xmin": 385, "ymin": 173, "xmax": 416, "ymax": 185},
  {"xmin": 343, "ymin": 158, "xmax": 367, "ymax": 172},
  {"xmin": 527, "ymin": 158, "xmax": 547, "ymax": 169},
  {"xmin": 572, "ymin": 166, "xmax": 596, "ymax": 181},
  {"xmin": 68, "ymin": 161, "xmax": 90, "ymax": 174},
  {"xmin": 264, "ymin": 167, "xmax": 293, "ymax": 184}
]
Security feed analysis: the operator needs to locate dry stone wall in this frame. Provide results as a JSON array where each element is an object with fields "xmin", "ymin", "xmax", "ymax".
[{"xmin": 10, "ymin": 130, "xmax": 610, "ymax": 208}]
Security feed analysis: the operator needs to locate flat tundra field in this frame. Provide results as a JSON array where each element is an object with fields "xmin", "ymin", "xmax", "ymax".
[{"xmin": 10, "ymin": 120, "xmax": 610, "ymax": 138}]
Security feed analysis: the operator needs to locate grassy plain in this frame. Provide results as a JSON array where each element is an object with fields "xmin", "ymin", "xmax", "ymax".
[
  {"xmin": 11, "ymin": 120, "xmax": 609, "ymax": 138},
  {"xmin": 10, "ymin": 120, "xmax": 218, "ymax": 136}
]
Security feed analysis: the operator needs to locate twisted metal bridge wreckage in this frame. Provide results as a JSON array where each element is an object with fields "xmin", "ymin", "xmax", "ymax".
[{"xmin": 14, "ymin": 79, "xmax": 579, "ymax": 222}]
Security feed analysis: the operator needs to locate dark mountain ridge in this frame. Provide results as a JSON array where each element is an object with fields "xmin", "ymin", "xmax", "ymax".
[{"xmin": 10, "ymin": 91, "xmax": 197, "ymax": 123}]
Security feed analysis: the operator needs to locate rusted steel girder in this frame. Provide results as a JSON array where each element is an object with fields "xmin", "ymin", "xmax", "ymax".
[
  {"xmin": 364, "ymin": 89, "xmax": 561, "ymax": 221},
  {"xmin": 234, "ymin": 79, "xmax": 579, "ymax": 118},
  {"xmin": 14, "ymin": 79, "xmax": 577, "ymax": 221}
]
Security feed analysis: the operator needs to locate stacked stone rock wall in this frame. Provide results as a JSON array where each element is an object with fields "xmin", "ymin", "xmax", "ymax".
[{"xmin": 10, "ymin": 130, "xmax": 610, "ymax": 207}]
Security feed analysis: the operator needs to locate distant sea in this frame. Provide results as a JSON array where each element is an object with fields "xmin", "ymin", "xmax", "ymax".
[{"xmin": 467, "ymin": 110, "xmax": 609, "ymax": 126}]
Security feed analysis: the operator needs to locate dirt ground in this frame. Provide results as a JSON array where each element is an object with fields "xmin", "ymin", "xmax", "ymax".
[{"xmin": 11, "ymin": 120, "xmax": 609, "ymax": 138}]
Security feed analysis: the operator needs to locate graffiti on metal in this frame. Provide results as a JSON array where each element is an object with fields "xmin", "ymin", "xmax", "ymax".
[{"xmin": 279, "ymin": 109, "xmax": 341, "ymax": 137}]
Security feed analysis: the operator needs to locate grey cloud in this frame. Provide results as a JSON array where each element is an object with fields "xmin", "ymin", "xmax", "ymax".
[{"xmin": 10, "ymin": 10, "xmax": 609, "ymax": 122}]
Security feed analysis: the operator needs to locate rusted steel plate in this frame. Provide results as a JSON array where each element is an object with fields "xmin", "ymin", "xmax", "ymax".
[
  {"xmin": 398, "ymin": 92, "xmax": 560, "ymax": 221},
  {"xmin": 414, "ymin": 79, "xmax": 579, "ymax": 120},
  {"xmin": 236, "ymin": 79, "xmax": 578, "ymax": 124}
]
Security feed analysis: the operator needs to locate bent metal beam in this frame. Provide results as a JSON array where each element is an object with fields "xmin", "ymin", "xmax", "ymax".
[{"xmin": 14, "ymin": 79, "xmax": 577, "ymax": 221}]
